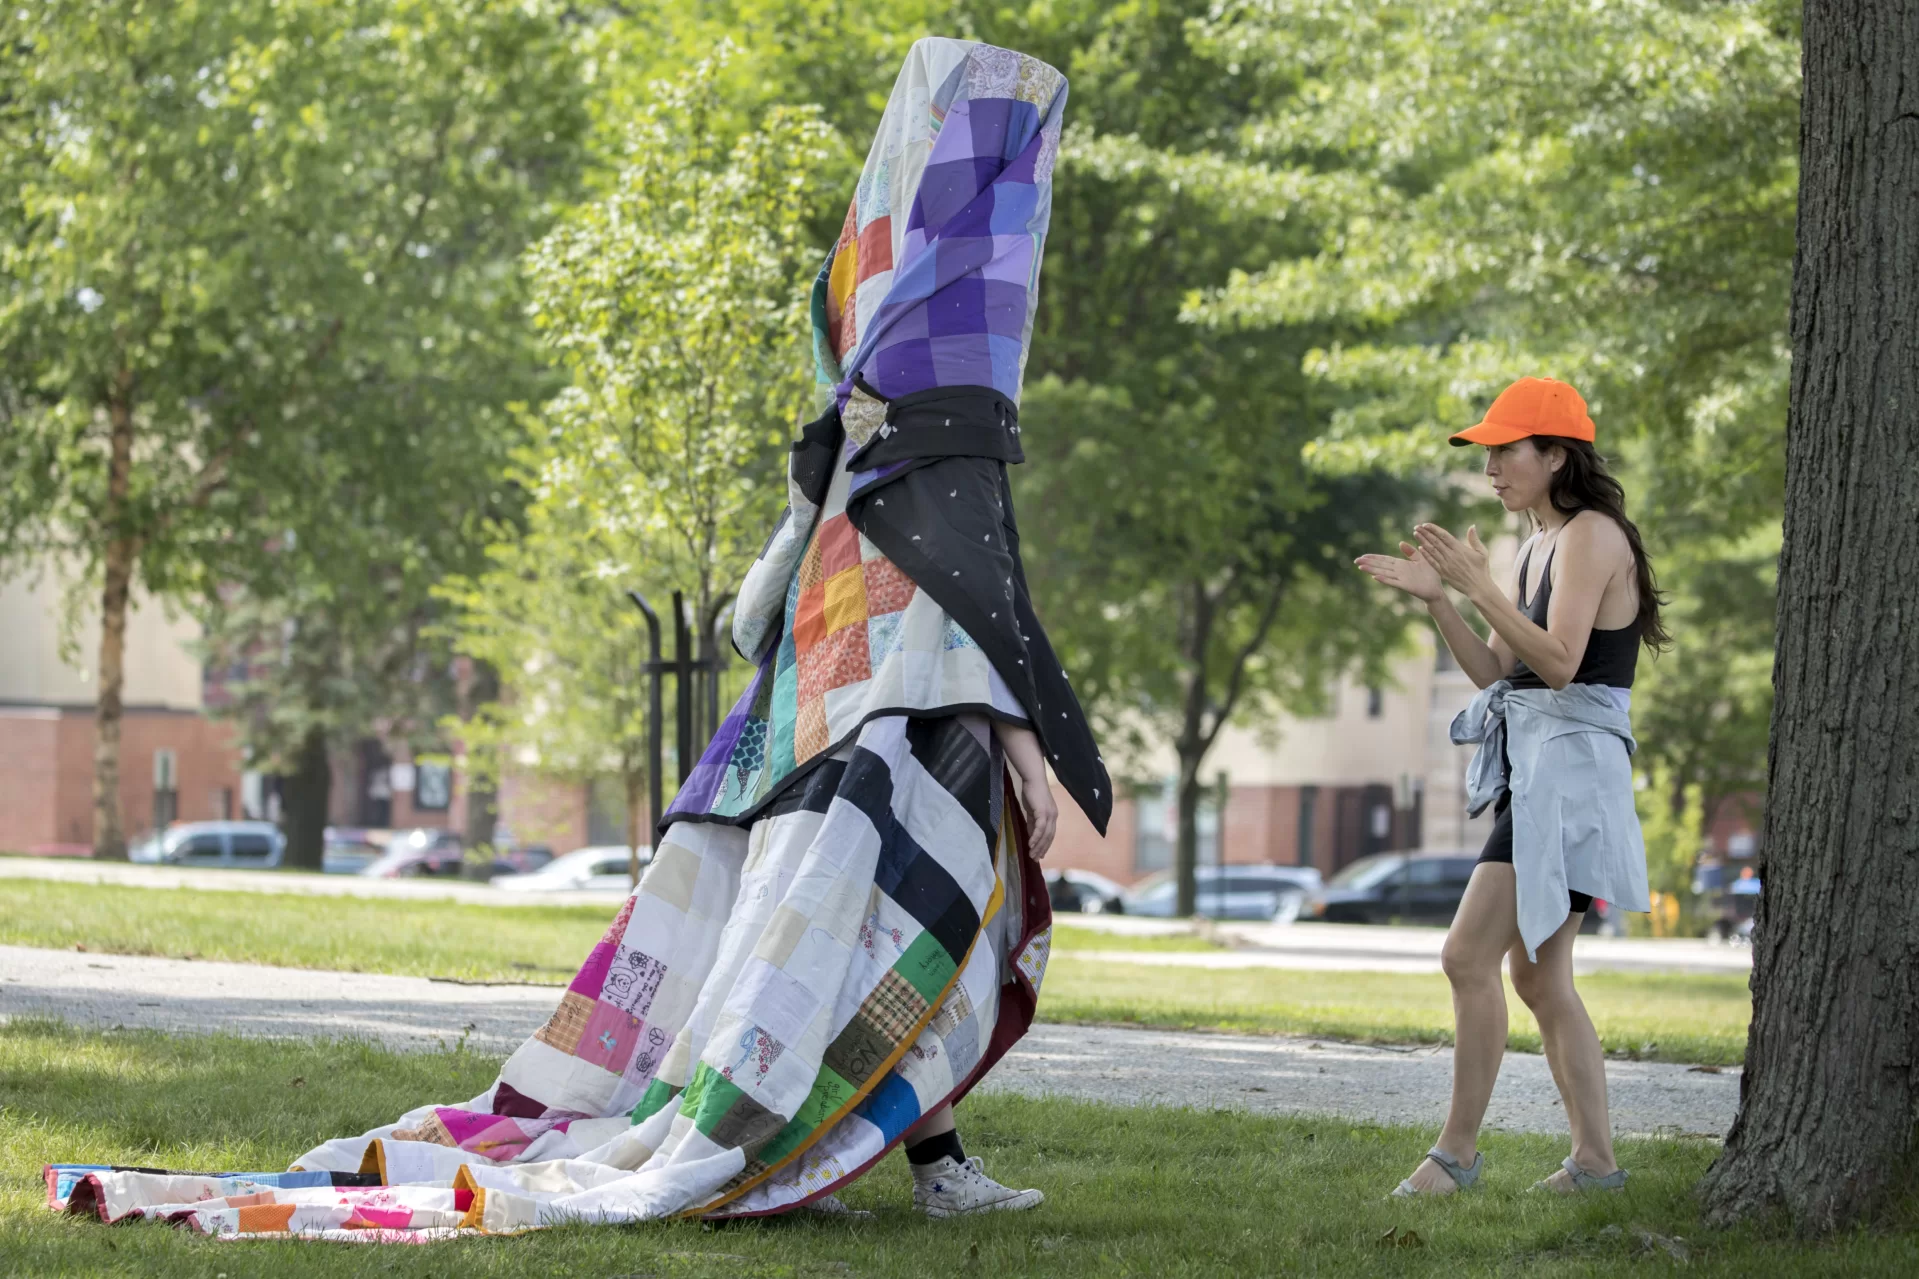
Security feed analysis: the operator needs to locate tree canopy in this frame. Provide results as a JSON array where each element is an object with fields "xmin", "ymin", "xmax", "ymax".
[{"xmin": 443, "ymin": 55, "xmax": 833, "ymax": 854}]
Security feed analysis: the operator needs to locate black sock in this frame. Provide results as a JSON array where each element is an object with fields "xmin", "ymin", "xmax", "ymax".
[{"xmin": 905, "ymin": 1129, "xmax": 965, "ymax": 1167}]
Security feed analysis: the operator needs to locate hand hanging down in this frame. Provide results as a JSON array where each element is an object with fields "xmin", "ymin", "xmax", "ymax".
[{"xmin": 992, "ymin": 720, "xmax": 1057, "ymax": 858}]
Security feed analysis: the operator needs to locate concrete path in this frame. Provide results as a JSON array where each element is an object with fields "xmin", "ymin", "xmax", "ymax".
[
  {"xmin": 0, "ymin": 857, "xmax": 1749, "ymax": 975},
  {"xmin": 0, "ymin": 944, "xmax": 1740, "ymax": 1139}
]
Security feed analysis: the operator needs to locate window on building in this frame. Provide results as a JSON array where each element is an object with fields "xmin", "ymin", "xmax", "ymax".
[
  {"xmin": 1434, "ymin": 644, "xmax": 1459, "ymax": 673},
  {"xmin": 1133, "ymin": 784, "xmax": 1219, "ymax": 874},
  {"xmin": 414, "ymin": 762, "xmax": 452, "ymax": 811},
  {"xmin": 152, "ymin": 749, "xmax": 179, "ymax": 830},
  {"xmin": 1366, "ymin": 686, "xmax": 1385, "ymax": 718},
  {"xmin": 586, "ymin": 776, "xmax": 629, "ymax": 848}
]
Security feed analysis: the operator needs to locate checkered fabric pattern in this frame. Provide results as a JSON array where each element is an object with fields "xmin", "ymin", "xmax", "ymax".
[
  {"xmin": 723, "ymin": 34, "xmax": 1065, "ymax": 722},
  {"xmin": 822, "ymin": 39, "xmax": 1063, "ymax": 408},
  {"xmin": 676, "ymin": 401, "xmax": 1029, "ymax": 823}
]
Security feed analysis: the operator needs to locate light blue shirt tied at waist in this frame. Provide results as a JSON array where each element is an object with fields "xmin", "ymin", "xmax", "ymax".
[{"xmin": 1451, "ymin": 680, "xmax": 1651, "ymax": 960}]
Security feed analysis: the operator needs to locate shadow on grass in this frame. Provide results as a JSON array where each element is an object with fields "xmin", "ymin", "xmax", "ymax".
[{"xmin": 2, "ymin": 1020, "xmax": 1912, "ymax": 1278}]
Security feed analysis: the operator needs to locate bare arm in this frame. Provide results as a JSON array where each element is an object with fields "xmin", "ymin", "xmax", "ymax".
[
  {"xmin": 1418, "ymin": 515, "xmax": 1621, "ymax": 690},
  {"xmin": 1356, "ymin": 535, "xmax": 1519, "ymax": 689},
  {"xmin": 993, "ymin": 720, "xmax": 1057, "ymax": 858}
]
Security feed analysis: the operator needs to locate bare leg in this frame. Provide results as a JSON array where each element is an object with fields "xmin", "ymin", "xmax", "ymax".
[
  {"xmin": 1400, "ymin": 863, "xmax": 1521, "ymax": 1194},
  {"xmin": 908, "ymin": 1103, "xmax": 956, "ymax": 1141},
  {"xmin": 1509, "ymin": 910, "xmax": 1617, "ymax": 1189}
]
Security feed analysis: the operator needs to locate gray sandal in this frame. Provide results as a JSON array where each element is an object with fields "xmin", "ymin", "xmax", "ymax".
[
  {"xmin": 1391, "ymin": 1146, "xmax": 1483, "ymax": 1197},
  {"xmin": 1533, "ymin": 1156, "xmax": 1628, "ymax": 1193}
]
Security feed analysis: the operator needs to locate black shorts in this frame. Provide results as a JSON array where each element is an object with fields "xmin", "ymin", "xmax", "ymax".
[{"xmin": 1478, "ymin": 790, "xmax": 1594, "ymax": 914}]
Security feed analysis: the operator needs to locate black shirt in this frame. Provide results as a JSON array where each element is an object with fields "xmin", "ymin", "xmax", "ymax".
[{"xmin": 1507, "ymin": 538, "xmax": 1639, "ymax": 690}]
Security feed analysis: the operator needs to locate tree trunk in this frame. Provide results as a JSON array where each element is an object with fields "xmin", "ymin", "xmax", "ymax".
[
  {"xmin": 1173, "ymin": 580, "xmax": 1213, "ymax": 918},
  {"xmin": 1698, "ymin": 0, "xmax": 1919, "ymax": 1230},
  {"xmin": 625, "ymin": 768, "xmax": 646, "ymax": 890},
  {"xmin": 461, "ymin": 661, "xmax": 501, "ymax": 853},
  {"xmin": 90, "ymin": 380, "xmax": 138, "ymax": 861},
  {"xmin": 1174, "ymin": 754, "xmax": 1203, "ymax": 918},
  {"xmin": 280, "ymin": 725, "xmax": 331, "ymax": 871}
]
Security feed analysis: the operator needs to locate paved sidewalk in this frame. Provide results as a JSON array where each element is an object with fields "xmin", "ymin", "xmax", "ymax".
[{"xmin": 0, "ymin": 944, "xmax": 1740, "ymax": 1139}]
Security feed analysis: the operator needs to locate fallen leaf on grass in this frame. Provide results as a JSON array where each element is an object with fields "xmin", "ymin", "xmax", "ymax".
[
  {"xmin": 1377, "ymin": 1226, "xmax": 1425, "ymax": 1249},
  {"xmin": 289, "ymin": 1076, "xmax": 306, "ymax": 1088}
]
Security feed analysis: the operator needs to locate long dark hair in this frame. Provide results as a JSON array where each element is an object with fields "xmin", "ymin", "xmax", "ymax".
[{"xmin": 1531, "ymin": 436, "xmax": 1671, "ymax": 651}]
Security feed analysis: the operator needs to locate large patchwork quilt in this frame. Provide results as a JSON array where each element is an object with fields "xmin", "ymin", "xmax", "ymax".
[
  {"xmin": 46, "ymin": 716, "xmax": 1054, "ymax": 1239},
  {"xmin": 43, "ymin": 35, "xmax": 1073, "ymax": 1244}
]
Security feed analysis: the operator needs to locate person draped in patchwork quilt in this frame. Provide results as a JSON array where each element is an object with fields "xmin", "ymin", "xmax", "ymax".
[{"xmin": 42, "ymin": 38, "xmax": 1111, "ymax": 1241}]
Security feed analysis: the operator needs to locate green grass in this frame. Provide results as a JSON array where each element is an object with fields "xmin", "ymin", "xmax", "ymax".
[
  {"xmin": 1041, "ymin": 959, "xmax": 1752, "ymax": 1066},
  {"xmin": 3, "ymin": 1021, "xmax": 1912, "ymax": 1277},
  {"xmin": 0, "ymin": 881, "xmax": 1209, "ymax": 983},
  {"xmin": 1050, "ymin": 923, "xmax": 1223, "ymax": 953}
]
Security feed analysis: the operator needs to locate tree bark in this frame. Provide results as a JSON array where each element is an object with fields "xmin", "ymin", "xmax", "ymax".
[
  {"xmin": 91, "ymin": 377, "xmax": 138, "ymax": 861},
  {"xmin": 625, "ymin": 768, "xmax": 646, "ymax": 891},
  {"xmin": 1174, "ymin": 753, "xmax": 1203, "ymax": 917},
  {"xmin": 1698, "ymin": 0, "xmax": 1919, "ymax": 1230},
  {"xmin": 1173, "ymin": 580, "xmax": 1214, "ymax": 918},
  {"xmin": 280, "ymin": 725, "xmax": 331, "ymax": 871},
  {"xmin": 460, "ymin": 661, "xmax": 501, "ymax": 853}
]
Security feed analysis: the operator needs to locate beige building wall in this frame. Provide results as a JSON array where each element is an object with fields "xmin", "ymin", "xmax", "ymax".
[
  {"xmin": 0, "ymin": 563, "xmax": 236, "ymax": 852},
  {"xmin": 0, "ymin": 566, "xmax": 207, "ymax": 710}
]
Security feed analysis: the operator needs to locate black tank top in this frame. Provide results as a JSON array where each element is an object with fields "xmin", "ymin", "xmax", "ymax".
[{"xmin": 1507, "ymin": 537, "xmax": 1640, "ymax": 690}]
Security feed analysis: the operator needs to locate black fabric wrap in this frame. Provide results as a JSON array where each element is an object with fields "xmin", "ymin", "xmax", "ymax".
[
  {"xmin": 834, "ymin": 387, "xmax": 1111, "ymax": 836},
  {"xmin": 844, "ymin": 379, "xmax": 1026, "ymax": 471}
]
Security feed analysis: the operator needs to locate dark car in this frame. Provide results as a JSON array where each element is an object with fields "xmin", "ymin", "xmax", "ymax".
[
  {"xmin": 1045, "ymin": 868, "xmax": 1128, "ymax": 915},
  {"xmin": 1307, "ymin": 852, "xmax": 1478, "ymax": 925},
  {"xmin": 1122, "ymin": 864, "xmax": 1323, "ymax": 922},
  {"xmin": 360, "ymin": 827, "xmax": 466, "ymax": 879}
]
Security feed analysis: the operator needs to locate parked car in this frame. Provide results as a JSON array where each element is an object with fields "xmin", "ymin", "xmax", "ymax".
[
  {"xmin": 127, "ymin": 821, "xmax": 285, "ymax": 870},
  {"xmin": 1306, "ymin": 851, "xmax": 1477, "ymax": 925},
  {"xmin": 484, "ymin": 844, "xmax": 556, "ymax": 878},
  {"xmin": 359, "ymin": 827, "xmax": 465, "ymax": 879},
  {"xmin": 1045, "ymin": 868, "xmax": 1128, "ymax": 915},
  {"xmin": 322, "ymin": 827, "xmax": 384, "ymax": 875},
  {"xmin": 1121, "ymin": 864, "xmax": 1322, "ymax": 922},
  {"xmin": 492, "ymin": 845, "xmax": 650, "ymax": 893}
]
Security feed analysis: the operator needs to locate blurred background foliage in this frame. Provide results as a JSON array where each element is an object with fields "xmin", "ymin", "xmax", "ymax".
[{"xmin": 1, "ymin": 0, "xmax": 1790, "ymax": 871}]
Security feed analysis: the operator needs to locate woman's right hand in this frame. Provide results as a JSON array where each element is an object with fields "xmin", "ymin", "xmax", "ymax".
[{"xmin": 1355, "ymin": 542, "xmax": 1445, "ymax": 603}]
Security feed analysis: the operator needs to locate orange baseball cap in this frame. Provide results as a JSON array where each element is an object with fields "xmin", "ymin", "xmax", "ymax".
[{"xmin": 1449, "ymin": 377, "xmax": 1595, "ymax": 446}]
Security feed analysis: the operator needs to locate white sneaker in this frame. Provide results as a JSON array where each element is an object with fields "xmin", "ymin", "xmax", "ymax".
[{"xmin": 911, "ymin": 1155, "xmax": 1044, "ymax": 1218}]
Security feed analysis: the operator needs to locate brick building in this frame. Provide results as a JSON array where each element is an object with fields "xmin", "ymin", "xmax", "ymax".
[{"xmin": 0, "ymin": 568, "xmax": 244, "ymax": 854}]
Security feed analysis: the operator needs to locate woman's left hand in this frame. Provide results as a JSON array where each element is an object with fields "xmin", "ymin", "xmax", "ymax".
[
  {"xmin": 1413, "ymin": 524, "xmax": 1496, "ymax": 599},
  {"xmin": 1019, "ymin": 780, "xmax": 1058, "ymax": 861}
]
